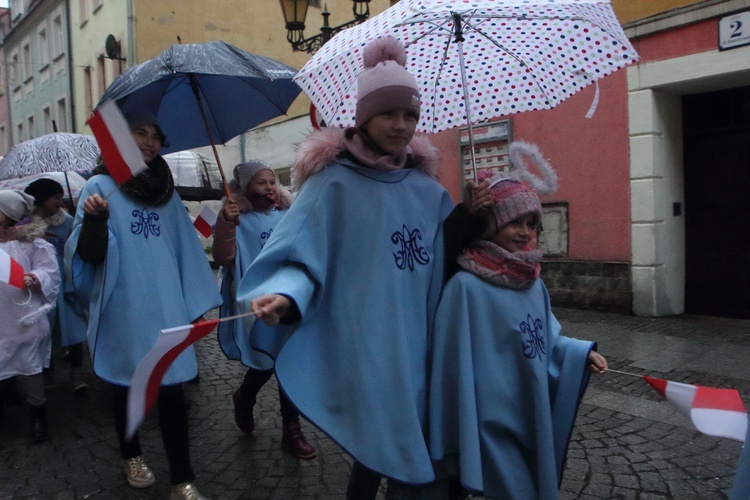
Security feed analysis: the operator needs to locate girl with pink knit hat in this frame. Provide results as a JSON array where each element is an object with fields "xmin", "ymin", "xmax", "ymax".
[
  {"xmin": 428, "ymin": 142, "xmax": 607, "ymax": 499},
  {"xmin": 235, "ymin": 36, "xmax": 490, "ymax": 498}
]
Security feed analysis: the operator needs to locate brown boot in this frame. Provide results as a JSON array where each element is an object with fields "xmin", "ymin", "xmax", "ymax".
[{"xmin": 281, "ymin": 421, "xmax": 316, "ymax": 459}]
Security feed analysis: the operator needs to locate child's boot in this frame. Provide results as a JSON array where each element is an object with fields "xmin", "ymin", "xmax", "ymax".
[
  {"xmin": 29, "ymin": 403, "xmax": 49, "ymax": 443},
  {"xmin": 281, "ymin": 421, "xmax": 316, "ymax": 459},
  {"xmin": 232, "ymin": 388, "xmax": 255, "ymax": 433}
]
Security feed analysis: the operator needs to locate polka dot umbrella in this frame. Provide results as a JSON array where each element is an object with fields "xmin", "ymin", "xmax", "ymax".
[{"xmin": 293, "ymin": 0, "xmax": 639, "ymax": 179}]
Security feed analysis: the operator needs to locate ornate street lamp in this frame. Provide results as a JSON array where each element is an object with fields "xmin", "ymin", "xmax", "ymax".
[{"xmin": 280, "ymin": 0, "xmax": 370, "ymax": 54}]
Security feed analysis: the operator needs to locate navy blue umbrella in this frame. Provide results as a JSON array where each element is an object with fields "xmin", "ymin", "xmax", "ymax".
[{"xmin": 98, "ymin": 40, "xmax": 301, "ymax": 195}]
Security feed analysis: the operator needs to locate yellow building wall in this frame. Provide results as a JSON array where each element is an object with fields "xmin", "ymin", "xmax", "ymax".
[
  {"xmin": 611, "ymin": 0, "xmax": 705, "ymax": 24},
  {"xmin": 130, "ymin": 0, "xmax": 392, "ymax": 121}
]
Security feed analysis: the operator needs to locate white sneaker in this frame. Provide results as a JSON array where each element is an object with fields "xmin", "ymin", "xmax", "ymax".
[
  {"xmin": 170, "ymin": 482, "xmax": 210, "ymax": 500},
  {"xmin": 122, "ymin": 455, "xmax": 155, "ymax": 488}
]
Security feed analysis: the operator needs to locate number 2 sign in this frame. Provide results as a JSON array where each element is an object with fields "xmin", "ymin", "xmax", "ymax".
[{"xmin": 720, "ymin": 10, "xmax": 750, "ymax": 51}]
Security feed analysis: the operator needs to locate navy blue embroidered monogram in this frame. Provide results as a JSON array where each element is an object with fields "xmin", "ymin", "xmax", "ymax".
[
  {"xmin": 521, "ymin": 313, "xmax": 545, "ymax": 360},
  {"xmin": 391, "ymin": 224, "xmax": 430, "ymax": 271},
  {"xmin": 131, "ymin": 208, "xmax": 160, "ymax": 239}
]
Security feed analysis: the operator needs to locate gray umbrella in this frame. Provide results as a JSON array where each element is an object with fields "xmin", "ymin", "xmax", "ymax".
[{"xmin": 0, "ymin": 132, "xmax": 100, "ymax": 181}]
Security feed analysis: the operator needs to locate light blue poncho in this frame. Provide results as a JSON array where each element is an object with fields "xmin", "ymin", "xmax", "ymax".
[
  {"xmin": 429, "ymin": 273, "xmax": 594, "ymax": 499},
  {"xmin": 237, "ymin": 159, "xmax": 454, "ymax": 484},
  {"xmin": 64, "ymin": 174, "xmax": 222, "ymax": 386},
  {"xmin": 217, "ymin": 208, "xmax": 286, "ymax": 370}
]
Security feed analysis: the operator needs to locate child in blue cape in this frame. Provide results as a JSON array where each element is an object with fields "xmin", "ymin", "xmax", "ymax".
[
  {"xmin": 64, "ymin": 113, "xmax": 221, "ymax": 500},
  {"xmin": 236, "ymin": 36, "xmax": 490, "ymax": 499},
  {"xmin": 428, "ymin": 142, "xmax": 608, "ymax": 500},
  {"xmin": 25, "ymin": 178, "xmax": 89, "ymax": 393},
  {"xmin": 212, "ymin": 159, "xmax": 316, "ymax": 459}
]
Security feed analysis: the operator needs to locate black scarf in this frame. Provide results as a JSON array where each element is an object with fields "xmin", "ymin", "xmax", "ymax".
[{"xmin": 92, "ymin": 155, "xmax": 174, "ymax": 206}]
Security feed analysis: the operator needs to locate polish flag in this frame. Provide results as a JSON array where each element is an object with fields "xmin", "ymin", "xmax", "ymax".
[
  {"xmin": 0, "ymin": 247, "xmax": 25, "ymax": 289},
  {"xmin": 644, "ymin": 376, "xmax": 748, "ymax": 442},
  {"xmin": 193, "ymin": 205, "xmax": 218, "ymax": 238},
  {"xmin": 87, "ymin": 100, "xmax": 148, "ymax": 185},
  {"xmin": 126, "ymin": 319, "xmax": 219, "ymax": 440}
]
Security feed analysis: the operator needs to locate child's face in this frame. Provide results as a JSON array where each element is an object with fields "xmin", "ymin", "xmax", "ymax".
[
  {"xmin": 247, "ymin": 169, "xmax": 277, "ymax": 197},
  {"xmin": 41, "ymin": 193, "xmax": 65, "ymax": 216},
  {"xmin": 362, "ymin": 109, "xmax": 418, "ymax": 155},
  {"xmin": 131, "ymin": 124, "xmax": 161, "ymax": 163},
  {"xmin": 492, "ymin": 213, "xmax": 539, "ymax": 253}
]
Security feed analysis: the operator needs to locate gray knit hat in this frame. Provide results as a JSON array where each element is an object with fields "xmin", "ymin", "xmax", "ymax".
[
  {"xmin": 0, "ymin": 190, "xmax": 34, "ymax": 222},
  {"xmin": 233, "ymin": 159, "xmax": 273, "ymax": 193}
]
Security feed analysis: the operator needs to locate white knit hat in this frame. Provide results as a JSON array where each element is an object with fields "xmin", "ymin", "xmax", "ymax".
[{"xmin": 0, "ymin": 190, "xmax": 34, "ymax": 222}]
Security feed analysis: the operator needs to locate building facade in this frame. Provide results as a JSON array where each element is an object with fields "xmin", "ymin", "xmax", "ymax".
[{"xmin": 2, "ymin": 0, "xmax": 72, "ymax": 143}]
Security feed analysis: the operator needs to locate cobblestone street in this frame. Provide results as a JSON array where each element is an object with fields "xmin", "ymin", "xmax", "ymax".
[{"xmin": 1, "ymin": 307, "xmax": 749, "ymax": 499}]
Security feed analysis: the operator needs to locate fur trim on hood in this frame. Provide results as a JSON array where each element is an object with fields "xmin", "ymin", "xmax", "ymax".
[
  {"xmin": 0, "ymin": 216, "xmax": 48, "ymax": 243},
  {"xmin": 222, "ymin": 179, "xmax": 294, "ymax": 212},
  {"xmin": 292, "ymin": 127, "xmax": 441, "ymax": 190}
]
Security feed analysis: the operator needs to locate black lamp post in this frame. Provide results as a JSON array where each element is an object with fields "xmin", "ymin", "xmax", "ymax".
[{"xmin": 280, "ymin": 0, "xmax": 370, "ymax": 54}]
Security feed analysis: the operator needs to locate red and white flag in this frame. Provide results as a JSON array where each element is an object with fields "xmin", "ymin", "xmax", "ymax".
[
  {"xmin": 0, "ymin": 247, "xmax": 25, "ymax": 289},
  {"xmin": 126, "ymin": 319, "xmax": 219, "ymax": 440},
  {"xmin": 644, "ymin": 376, "xmax": 748, "ymax": 442},
  {"xmin": 87, "ymin": 100, "xmax": 147, "ymax": 185},
  {"xmin": 193, "ymin": 205, "xmax": 218, "ymax": 238}
]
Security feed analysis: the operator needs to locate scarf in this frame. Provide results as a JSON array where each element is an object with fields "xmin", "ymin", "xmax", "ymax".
[
  {"xmin": 246, "ymin": 192, "xmax": 278, "ymax": 211},
  {"xmin": 457, "ymin": 239, "xmax": 542, "ymax": 290},
  {"xmin": 342, "ymin": 127, "xmax": 410, "ymax": 171},
  {"xmin": 92, "ymin": 155, "xmax": 174, "ymax": 205}
]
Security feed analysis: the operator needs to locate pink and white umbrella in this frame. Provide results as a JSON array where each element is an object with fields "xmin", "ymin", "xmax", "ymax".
[{"xmin": 293, "ymin": 0, "xmax": 639, "ymax": 175}]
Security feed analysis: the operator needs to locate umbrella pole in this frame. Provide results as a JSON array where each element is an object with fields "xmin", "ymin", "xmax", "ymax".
[
  {"xmin": 452, "ymin": 13, "xmax": 479, "ymax": 183},
  {"xmin": 63, "ymin": 171, "xmax": 76, "ymax": 216},
  {"xmin": 188, "ymin": 73, "xmax": 232, "ymax": 200}
]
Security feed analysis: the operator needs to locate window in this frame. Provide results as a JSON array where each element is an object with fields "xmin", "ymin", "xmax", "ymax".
[
  {"xmin": 10, "ymin": 0, "xmax": 24, "ymax": 20},
  {"xmin": 43, "ymin": 106, "xmax": 52, "ymax": 134},
  {"xmin": 9, "ymin": 52, "xmax": 18, "ymax": 88},
  {"xmin": 52, "ymin": 15, "xmax": 64, "ymax": 57},
  {"xmin": 0, "ymin": 126, "xmax": 6, "ymax": 154},
  {"xmin": 17, "ymin": 122, "xmax": 23, "ymax": 143},
  {"xmin": 79, "ymin": 0, "xmax": 88, "ymax": 26},
  {"xmin": 38, "ymin": 28, "xmax": 49, "ymax": 68},
  {"xmin": 27, "ymin": 115, "xmax": 35, "ymax": 139},
  {"xmin": 97, "ymin": 54, "xmax": 106, "ymax": 97},
  {"xmin": 22, "ymin": 42, "xmax": 30, "ymax": 83},
  {"xmin": 83, "ymin": 66, "xmax": 93, "ymax": 117},
  {"xmin": 459, "ymin": 120, "xmax": 512, "ymax": 183},
  {"xmin": 57, "ymin": 98, "xmax": 68, "ymax": 132}
]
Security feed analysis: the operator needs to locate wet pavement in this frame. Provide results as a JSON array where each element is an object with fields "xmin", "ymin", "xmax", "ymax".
[{"xmin": 1, "ymin": 307, "xmax": 749, "ymax": 499}]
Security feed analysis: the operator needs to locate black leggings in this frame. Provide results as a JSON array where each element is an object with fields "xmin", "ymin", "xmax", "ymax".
[
  {"xmin": 111, "ymin": 383, "xmax": 194, "ymax": 485},
  {"xmin": 239, "ymin": 367, "xmax": 299, "ymax": 423}
]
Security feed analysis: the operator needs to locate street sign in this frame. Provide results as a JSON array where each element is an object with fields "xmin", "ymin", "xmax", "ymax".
[{"xmin": 719, "ymin": 10, "xmax": 750, "ymax": 51}]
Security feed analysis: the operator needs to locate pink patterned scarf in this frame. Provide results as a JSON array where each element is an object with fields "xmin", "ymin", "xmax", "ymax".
[{"xmin": 457, "ymin": 240, "xmax": 542, "ymax": 290}]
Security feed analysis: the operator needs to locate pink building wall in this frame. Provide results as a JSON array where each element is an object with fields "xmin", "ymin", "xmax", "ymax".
[{"xmin": 433, "ymin": 69, "xmax": 631, "ymax": 262}]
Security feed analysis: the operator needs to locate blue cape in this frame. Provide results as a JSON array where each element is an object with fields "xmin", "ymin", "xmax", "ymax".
[
  {"xmin": 429, "ymin": 273, "xmax": 593, "ymax": 499},
  {"xmin": 730, "ymin": 423, "xmax": 750, "ymax": 499},
  {"xmin": 64, "ymin": 174, "xmax": 222, "ymax": 386},
  {"xmin": 218, "ymin": 208, "xmax": 287, "ymax": 370},
  {"xmin": 236, "ymin": 160, "xmax": 454, "ymax": 484},
  {"xmin": 45, "ymin": 212, "xmax": 87, "ymax": 346}
]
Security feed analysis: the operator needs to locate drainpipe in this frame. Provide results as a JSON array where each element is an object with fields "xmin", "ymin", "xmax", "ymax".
[
  {"xmin": 127, "ymin": 0, "xmax": 135, "ymax": 65},
  {"xmin": 64, "ymin": 0, "xmax": 76, "ymax": 132},
  {"xmin": 240, "ymin": 131, "xmax": 246, "ymax": 163}
]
